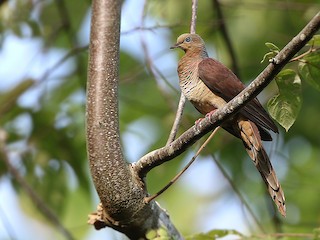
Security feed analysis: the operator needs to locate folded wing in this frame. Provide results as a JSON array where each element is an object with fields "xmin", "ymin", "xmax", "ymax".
[{"xmin": 198, "ymin": 58, "xmax": 278, "ymax": 140}]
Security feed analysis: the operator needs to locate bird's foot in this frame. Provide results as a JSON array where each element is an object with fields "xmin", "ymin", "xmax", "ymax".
[
  {"xmin": 205, "ymin": 109, "xmax": 217, "ymax": 123},
  {"xmin": 195, "ymin": 110, "xmax": 217, "ymax": 128},
  {"xmin": 195, "ymin": 118, "xmax": 205, "ymax": 129}
]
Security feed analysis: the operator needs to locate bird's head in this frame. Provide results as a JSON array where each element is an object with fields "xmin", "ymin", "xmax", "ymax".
[{"xmin": 170, "ymin": 33, "xmax": 206, "ymax": 53}]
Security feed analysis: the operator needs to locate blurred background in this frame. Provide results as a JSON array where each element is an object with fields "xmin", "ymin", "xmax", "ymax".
[{"xmin": 0, "ymin": 0, "xmax": 319, "ymax": 239}]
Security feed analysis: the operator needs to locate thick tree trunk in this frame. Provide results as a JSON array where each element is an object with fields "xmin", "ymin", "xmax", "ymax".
[{"xmin": 86, "ymin": 0, "xmax": 182, "ymax": 239}]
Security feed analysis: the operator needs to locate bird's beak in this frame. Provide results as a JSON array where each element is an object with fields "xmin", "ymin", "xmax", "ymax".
[{"xmin": 170, "ymin": 43, "xmax": 180, "ymax": 49}]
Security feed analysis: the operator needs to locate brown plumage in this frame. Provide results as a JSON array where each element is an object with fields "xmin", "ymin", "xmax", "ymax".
[{"xmin": 171, "ymin": 33, "xmax": 286, "ymax": 216}]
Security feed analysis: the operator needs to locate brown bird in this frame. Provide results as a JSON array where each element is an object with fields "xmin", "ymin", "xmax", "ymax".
[{"xmin": 171, "ymin": 33, "xmax": 286, "ymax": 217}]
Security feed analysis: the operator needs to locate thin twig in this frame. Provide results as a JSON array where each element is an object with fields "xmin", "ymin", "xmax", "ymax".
[
  {"xmin": 166, "ymin": 0, "xmax": 199, "ymax": 145},
  {"xmin": 190, "ymin": 0, "xmax": 198, "ymax": 34},
  {"xmin": 145, "ymin": 127, "xmax": 220, "ymax": 203},
  {"xmin": 290, "ymin": 47, "xmax": 320, "ymax": 61},
  {"xmin": 166, "ymin": 94, "xmax": 186, "ymax": 145},
  {"xmin": 38, "ymin": 45, "xmax": 88, "ymax": 84}
]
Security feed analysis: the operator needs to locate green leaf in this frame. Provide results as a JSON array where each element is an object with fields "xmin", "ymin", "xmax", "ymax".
[
  {"xmin": 261, "ymin": 42, "xmax": 280, "ymax": 63},
  {"xmin": 268, "ymin": 69, "xmax": 302, "ymax": 132},
  {"xmin": 265, "ymin": 42, "xmax": 280, "ymax": 53},
  {"xmin": 146, "ymin": 227, "xmax": 170, "ymax": 240},
  {"xmin": 261, "ymin": 52, "xmax": 276, "ymax": 63},
  {"xmin": 146, "ymin": 229, "xmax": 157, "ymax": 239},
  {"xmin": 186, "ymin": 229, "xmax": 243, "ymax": 240},
  {"xmin": 298, "ymin": 52, "xmax": 320, "ymax": 91}
]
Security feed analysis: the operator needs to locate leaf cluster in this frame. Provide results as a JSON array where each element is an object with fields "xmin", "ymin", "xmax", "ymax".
[{"xmin": 263, "ymin": 35, "xmax": 320, "ymax": 131}]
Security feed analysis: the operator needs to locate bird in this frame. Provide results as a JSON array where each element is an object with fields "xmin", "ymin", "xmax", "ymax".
[{"xmin": 171, "ymin": 33, "xmax": 286, "ymax": 217}]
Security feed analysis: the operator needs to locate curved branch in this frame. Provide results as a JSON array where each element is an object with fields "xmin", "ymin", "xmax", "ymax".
[
  {"xmin": 135, "ymin": 11, "xmax": 320, "ymax": 178},
  {"xmin": 87, "ymin": 0, "xmax": 130, "ymax": 218}
]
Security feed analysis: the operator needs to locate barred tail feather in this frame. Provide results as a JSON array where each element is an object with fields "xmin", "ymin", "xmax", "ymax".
[
  {"xmin": 239, "ymin": 120, "xmax": 286, "ymax": 217},
  {"xmin": 256, "ymin": 148, "xmax": 286, "ymax": 217}
]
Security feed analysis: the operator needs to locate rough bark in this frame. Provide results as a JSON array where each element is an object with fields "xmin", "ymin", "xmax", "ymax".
[{"xmin": 86, "ymin": 0, "xmax": 182, "ymax": 239}]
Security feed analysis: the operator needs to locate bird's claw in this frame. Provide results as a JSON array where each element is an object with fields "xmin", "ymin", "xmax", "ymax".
[
  {"xmin": 195, "ymin": 110, "xmax": 217, "ymax": 128},
  {"xmin": 195, "ymin": 118, "xmax": 204, "ymax": 129},
  {"xmin": 205, "ymin": 110, "xmax": 217, "ymax": 123}
]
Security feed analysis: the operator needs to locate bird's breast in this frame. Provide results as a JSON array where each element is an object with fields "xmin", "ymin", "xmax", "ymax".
[{"xmin": 178, "ymin": 60, "xmax": 227, "ymax": 115}]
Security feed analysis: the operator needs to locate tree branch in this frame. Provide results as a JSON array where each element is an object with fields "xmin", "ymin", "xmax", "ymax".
[
  {"xmin": 166, "ymin": 0, "xmax": 199, "ymax": 145},
  {"xmin": 166, "ymin": 94, "xmax": 186, "ymax": 145},
  {"xmin": 87, "ymin": 0, "xmax": 129, "ymax": 220},
  {"xmin": 190, "ymin": 0, "xmax": 198, "ymax": 34},
  {"xmin": 86, "ymin": 0, "xmax": 182, "ymax": 239},
  {"xmin": 135, "ymin": 11, "xmax": 320, "ymax": 178}
]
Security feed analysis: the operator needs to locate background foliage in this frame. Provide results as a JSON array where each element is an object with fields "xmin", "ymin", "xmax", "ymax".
[{"xmin": 0, "ymin": 0, "xmax": 319, "ymax": 239}]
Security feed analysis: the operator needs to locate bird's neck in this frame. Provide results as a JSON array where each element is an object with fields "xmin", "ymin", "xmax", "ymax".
[
  {"xmin": 178, "ymin": 46, "xmax": 208, "ymax": 77},
  {"xmin": 177, "ymin": 47, "xmax": 208, "ymax": 100},
  {"xmin": 184, "ymin": 46, "xmax": 208, "ymax": 59}
]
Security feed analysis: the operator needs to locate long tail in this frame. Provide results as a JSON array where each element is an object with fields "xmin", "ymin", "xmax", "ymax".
[{"xmin": 238, "ymin": 119, "xmax": 286, "ymax": 217}]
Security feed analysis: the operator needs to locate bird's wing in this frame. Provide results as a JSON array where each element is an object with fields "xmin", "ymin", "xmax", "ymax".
[{"xmin": 198, "ymin": 58, "xmax": 278, "ymax": 137}]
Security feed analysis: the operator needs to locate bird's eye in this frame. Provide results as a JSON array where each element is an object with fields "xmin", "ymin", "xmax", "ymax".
[{"xmin": 185, "ymin": 37, "xmax": 191, "ymax": 43}]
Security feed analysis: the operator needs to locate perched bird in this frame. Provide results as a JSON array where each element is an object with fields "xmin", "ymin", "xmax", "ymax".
[{"xmin": 171, "ymin": 33, "xmax": 286, "ymax": 216}]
